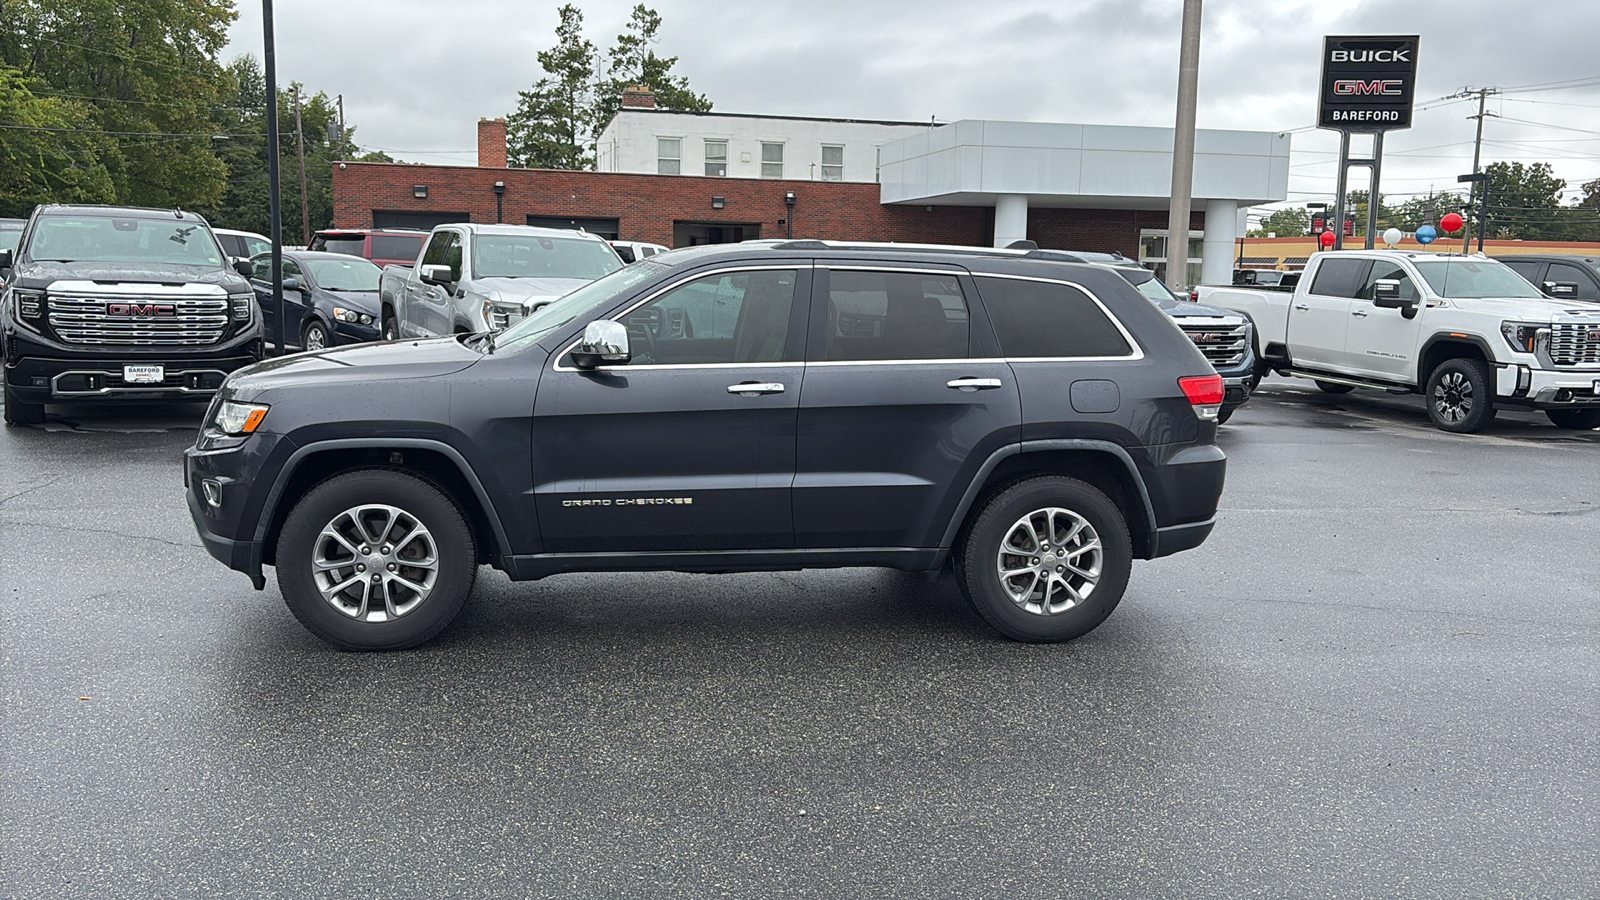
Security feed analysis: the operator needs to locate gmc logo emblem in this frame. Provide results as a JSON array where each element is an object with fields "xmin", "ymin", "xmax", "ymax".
[
  {"xmin": 1331, "ymin": 49, "xmax": 1410, "ymax": 63},
  {"xmin": 1588, "ymin": 330, "xmax": 1600, "ymax": 342},
  {"xmin": 106, "ymin": 303, "xmax": 176, "ymax": 317},
  {"xmin": 1333, "ymin": 80, "xmax": 1405, "ymax": 96},
  {"xmin": 1191, "ymin": 334, "xmax": 1221, "ymax": 343}
]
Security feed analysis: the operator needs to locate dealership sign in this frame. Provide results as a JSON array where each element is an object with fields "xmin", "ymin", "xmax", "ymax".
[{"xmin": 1318, "ymin": 35, "xmax": 1420, "ymax": 131}]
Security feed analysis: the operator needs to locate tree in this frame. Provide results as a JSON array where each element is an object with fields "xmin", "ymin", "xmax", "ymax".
[
  {"xmin": 1481, "ymin": 161, "xmax": 1566, "ymax": 241},
  {"xmin": 593, "ymin": 4, "xmax": 711, "ymax": 132},
  {"xmin": 506, "ymin": 4, "xmax": 597, "ymax": 170},
  {"xmin": 0, "ymin": 66, "xmax": 117, "ymax": 215},
  {"xmin": 1389, "ymin": 191, "xmax": 1465, "ymax": 232},
  {"xmin": 1248, "ymin": 207, "xmax": 1309, "ymax": 238}
]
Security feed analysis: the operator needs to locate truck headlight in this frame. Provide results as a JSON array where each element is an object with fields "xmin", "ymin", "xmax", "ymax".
[
  {"xmin": 15, "ymin": 289, "xmax": 44, "ymax": 318},
  {"xmin": 213, "ymin": 400, "xmax": 269, "ymax": 435},
  {"xmin": 333, "ymin": 307, "xmax": 374, "ymax": 325},
  {"xmin": 1500, "ymin": 321, "xmax": 1549, "ymax": 354},
  {"xmin": 229, "ymin": 292, "xmax": 254, "ymax": 322}
]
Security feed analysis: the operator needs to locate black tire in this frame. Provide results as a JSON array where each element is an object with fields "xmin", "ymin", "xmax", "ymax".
[
  {"xmin": 955, "ymin": 476, "xmax": 1132, "ymax": 643},
  {"xmin": 1425, "ymin": 357, "xmax": 1496, "ymax": 433},
  {"xmin": 1315, "ymin": 380, "xmax": 1355, "ymax": 394},
  {"xmin": 1248, "ymin": 369, "xmax": 1264, "ymax": 394},
  {"xmin": 2, "ymin": 380, "xmax": 45, "ymax": 427},
  {"xmin": 302, "ymin": 320, "xmax": 329, "ymax": 352},
  {"xmin": 276, "ymin": 469, "xmax": 476, "ymax": 650},
  {"xmin": 1216, "ymin": 405, "xmax": 1235, "ymax": 425},
  {"xmin": 1545, "ymin": 408, "xmax": 1600, "ymax": 430},
  {"xmin": 381, "ymin": 311, "xmax": 399, "ymax": 342}
]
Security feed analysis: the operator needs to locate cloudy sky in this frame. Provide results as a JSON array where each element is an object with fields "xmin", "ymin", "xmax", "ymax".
[{"xmin": 224, "ymin": 0, "xmax": 1600, "ymax": 221}]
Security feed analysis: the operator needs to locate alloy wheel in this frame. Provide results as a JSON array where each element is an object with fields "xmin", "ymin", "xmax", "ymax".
[
  {"xmin": 305, "ymin": 326, "xmax": 326, "ymax": 351},
  {"xmin": 1433, "ymin": 371, "xmax": 1473, "ymax": 423},
  {"xmin": 995, "ymin": 507, "xmax": 1102, "ymax": 616},
  {"xmin": 311, "ymin": 504, "xmax": 439, "ymax": 622}
]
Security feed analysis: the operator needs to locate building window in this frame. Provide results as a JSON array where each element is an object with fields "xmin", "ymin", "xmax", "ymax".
[
  {"xmin": 704, "ymin": 140, "xmax": 728, "ymax": 177},
  {"xmin": 657, "ymin": 138, "xmax": 680, "ymax": 175},
  {"xmin": 761, "ymin": 142, "xmax": 784, "ymax": 179},
  {"xmin": 820, "ymin": 144, "xmax": 844, "ymax": 182},
  {"xmin": 1138, "ymin": 229, "xmax": 1205, "ymax": 288}
]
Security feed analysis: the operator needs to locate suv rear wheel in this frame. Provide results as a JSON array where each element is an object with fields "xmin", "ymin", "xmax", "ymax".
[
  {"xmin": 276, "ymin": 469, "xmax": 476, "ymax": 650},
  {"xmin": 1426, "ymin": 357, "xmax": 1495, "ymax": 433},
  {"xmin": 956, "ymin": 476, "xmax": 1131, "ymax": 643}
]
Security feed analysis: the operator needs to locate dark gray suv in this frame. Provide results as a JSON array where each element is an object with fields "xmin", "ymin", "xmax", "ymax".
[{"xmin": 185, "ymin": 241, "xmax": 1228, "ymax": 650}]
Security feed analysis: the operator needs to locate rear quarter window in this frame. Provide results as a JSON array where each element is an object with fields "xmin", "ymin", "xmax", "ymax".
[
  {"xmin": 371, "ymin": 234, "xmax": 424, "ymax": 262},
  {"xmin": 975, "ymin": 276, "xmax": 1133, "ymax": 358}
]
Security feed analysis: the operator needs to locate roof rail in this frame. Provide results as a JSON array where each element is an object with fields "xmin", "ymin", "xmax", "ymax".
[{"xmin": 766, "ymin": 240, "xmax": 829, "ymax": 250}]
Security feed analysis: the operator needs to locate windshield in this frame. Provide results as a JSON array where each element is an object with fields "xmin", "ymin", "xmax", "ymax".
[
  {"xmin": 498, "ymin": 261, "xmax": 664, "ymax": 347},
  {"xmin": 1411, "ymin": 259, "xmax": 1545, "ymax": 300},
  {"xmin": 473, "ymin": 234, "xmax": 622, "ymax": 280},
  {"xmin": 1116, "ymin": 268, "xmax": 1178, "ymax": 303},
  {"xmin": 27, "ymin": 216, "xmax": 224, "ymax": 266},
  {"xmin": 305, "ymin": 256, "xmax": 382, "ymax": 291}
]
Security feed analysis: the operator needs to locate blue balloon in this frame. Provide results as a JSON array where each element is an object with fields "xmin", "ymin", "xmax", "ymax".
[{"xmin": 1415, "ymin": 225, "xmax": 1438, "ymax": 245}]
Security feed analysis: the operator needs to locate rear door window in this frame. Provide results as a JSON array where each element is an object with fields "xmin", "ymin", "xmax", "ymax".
[
  {"xmin": 371, "ymin": 234, "xmax": 424, "ymax": 263},
  {"xmin": 1547, "ymin": 263, "xmax": 1600, "ymax": 300},
  {"xmin": 1308, "ymin": 258, "xmax": 1373, "ymax": 298},
  {"xmin": 420, "ymin": 232, "xmax": 451, "ymax": 268},
  {"xmin": 975, "ymin": 276, "xmax": 1133, "ymax": 358},
  {"xmin": 820, "ymin": 270, "xmax": 970, "ymax": 361}
]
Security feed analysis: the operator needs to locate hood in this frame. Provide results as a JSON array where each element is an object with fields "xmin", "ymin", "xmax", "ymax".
[
  {"xmin": 1449, "ymin": 296, "xmax": 1600, "ymax": 321},
  {"xmin": 223, "ymin": 335, "xmax": 483, "ymax": 400},
  {"xmin": 1156, "ymin": 297, "xmax": 1244, "ymax": 320},
  {"xmin": 13, "ymin": 260, "xmax": 247, "ymax": 291},
  {"xmin": 473, "ymin": 276, "xmax": 589, "ymax": 306}
]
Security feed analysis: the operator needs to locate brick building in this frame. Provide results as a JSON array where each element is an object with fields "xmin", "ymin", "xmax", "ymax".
[{"xmin": 332, "ymin": 109, "xmax": 1288, "ymax": 283}]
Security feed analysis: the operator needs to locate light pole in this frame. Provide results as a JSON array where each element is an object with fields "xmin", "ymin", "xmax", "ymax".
[
  {"xmin": 1165, "ymin": 0, "xmax": 1202, "ymax": 291},
  {"xmin": 263, "ymin": 0, "xmax": 285, "ymax": 356}
]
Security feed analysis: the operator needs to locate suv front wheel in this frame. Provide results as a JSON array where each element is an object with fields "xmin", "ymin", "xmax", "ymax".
[
  {"xmin": 956, "ymin": 476, "xmax": 1132, "ymax": 643},
  {"xmin": 276, "ymin": 469, "xmax": 477, "ymax": 650}
]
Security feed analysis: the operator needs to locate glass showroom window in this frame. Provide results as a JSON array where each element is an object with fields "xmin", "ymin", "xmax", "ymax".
[
  {"xmin": 820, "ymin": 144, "xmax": 844, "ymax": 182},
  {"xmin": 704, "ymin": 140, "xmax": 728, "ymax": 177},
  {"xmin": 761, "ymin": 142, "xmax": 784, "ymax": 179},
  {"xmin": 1139, "ymin": 229, "xmax": 1205, "ymax": 288},
  {"xmin": 657, "ymin": 138, "xmax": 681, "ymax": 175}
]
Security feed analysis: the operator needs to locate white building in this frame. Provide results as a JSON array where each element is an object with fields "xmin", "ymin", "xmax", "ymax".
[
  {"xmin": 877, "ymin": 120, "xmax": 1290, "ymax": 285},
  {"xmin": 596, "ymin": 88, "xmax": 931, "ymax": 183}
]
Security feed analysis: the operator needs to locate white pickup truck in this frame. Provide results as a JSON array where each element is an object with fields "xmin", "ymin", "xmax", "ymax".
[
  {"xmin": 378, "ymin": 223, "xmax": 622, "ymax": 340},
  {"xmin": 1197, "ymin": 249, "xmax": 1600, "ymax": 432}
]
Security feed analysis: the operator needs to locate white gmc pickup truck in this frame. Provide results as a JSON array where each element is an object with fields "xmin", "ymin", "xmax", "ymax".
[{"xmin": 1197, "ymin": 250, "xmax": 1600, "ymax": 432}]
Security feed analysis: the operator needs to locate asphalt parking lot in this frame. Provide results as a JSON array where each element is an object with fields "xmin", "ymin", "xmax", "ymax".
[{"xmin": 2, "ymin": 379, "xmax": 1596, "ymax": 899}]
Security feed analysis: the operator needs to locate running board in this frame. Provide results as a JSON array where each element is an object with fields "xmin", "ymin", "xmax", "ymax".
[{"xmin": 1280, "ymin": 368, "xmax": 1415, "ymax": 395}]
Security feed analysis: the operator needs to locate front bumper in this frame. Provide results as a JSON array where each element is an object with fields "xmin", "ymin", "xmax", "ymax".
[
  {"xmin": 1496, "ymin": 363, "xmax": 1600, "ymax": 407},
  {"xmin": 4, "ymin": 326, "xmax": 263, "ymax": 403},
  {"xmin": 185, "ymin": 430, "xmax": 291, "ymax": 586},
  {"xmin": 332, "ymin": 320, "xmax": 381, "ymax": 346}
]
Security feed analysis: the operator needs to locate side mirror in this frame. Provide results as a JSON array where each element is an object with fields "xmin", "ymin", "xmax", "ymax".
[
  {"xmin": 233, "ymin": 259, "xmax": 253, "ymax": 277},
  {"xmin": 282, "ymin": 276, "xmax": 304, "ymax": 293},
  {"xmin": 419, "ymin": 264, "xmax": 454, "ymax": 286},
  {"xmin": 1371, "ymin": 279, "xmax": 1410, "ymax": 308},
  {"xmin": 1543, "ymin": 281, "xmax": 1579, "ymax": 298},
  {"xmin": 0, "ymin": 248, "xmax": 12, "ymax": 270},
  {"xmin": 570, "ymin": 320, "xmax": 630, "ymax": 369}
]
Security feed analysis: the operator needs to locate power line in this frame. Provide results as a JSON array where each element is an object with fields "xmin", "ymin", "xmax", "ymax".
[
  {"xmin": 25, "ymin": 88, "xmax": 258, "ymax": 111},
  {"xmin": 1494, "ymin": 116, "xmax": 1600, "ymax": 137},
  {"xmin": 23, "ymin": 34, "xmax": 217, "ymax": 76},
  {"xmin": 0, "ymin": 123, "xmax": 263, "ymax": 137}
]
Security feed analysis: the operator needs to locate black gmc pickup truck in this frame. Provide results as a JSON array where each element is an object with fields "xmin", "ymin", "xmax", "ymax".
[
  {"xmin": 185, "ymin": 240, "xmax": 1228, "ymax": 650},
  {"xmin": 1, "ymin": 205, "xmax": 263, "ymax": 426}
]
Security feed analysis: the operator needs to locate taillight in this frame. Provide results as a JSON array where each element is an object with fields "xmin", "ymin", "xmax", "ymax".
[
  {"xmin": 1187, "ymin": 290, "xmax": 1198, "ymax": 302},
  {"xmin": 1178, "ymin": 374, "xmax": 1225, "ymax": 421}
]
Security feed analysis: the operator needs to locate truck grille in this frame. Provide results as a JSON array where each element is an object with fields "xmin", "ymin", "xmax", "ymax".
[
  {"xmin": 1178, "ymin": 320, "xmax": 1250, "ymax": 368},
  {"xmin": 47, "ymin": 288, "xmax": 229, "ymax": 346},
  {"xmin": 1549, "ymin": 323, "xmax": 1600, "ymax": 367}
]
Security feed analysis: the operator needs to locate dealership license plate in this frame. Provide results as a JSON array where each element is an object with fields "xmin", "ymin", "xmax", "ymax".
[{"xmin": 123, "ymin": 364, "xmax": 164, "ymax": 385}]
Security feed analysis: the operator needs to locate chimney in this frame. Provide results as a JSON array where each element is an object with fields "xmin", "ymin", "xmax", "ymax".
[
  {"xmin": 620, "ymin": 86, "xmax": 656, "ymax": 110},
  {"xmin": 477, "ymin": 117, "xmax": 507, "ymax": 168}
]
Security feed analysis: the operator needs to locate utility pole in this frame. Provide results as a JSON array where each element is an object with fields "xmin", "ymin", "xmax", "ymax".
[
  {"xmin": 293, "ymin": 88, "xmax": 310, "ymax": 246},
  {"xmin": 1460, "ymin": 86, "xmax": 1498, "ymax": 252},
  {"xmin": 1165, "ymin": 0, "xmax": 1202, "ymax": 291},
  {"xmin": 263, "ymin": 0, "xmax": 285, "ymax": 356},
  {"xmin": 337, "ymin": 94, "xmax": 345, "ymax": 157}
]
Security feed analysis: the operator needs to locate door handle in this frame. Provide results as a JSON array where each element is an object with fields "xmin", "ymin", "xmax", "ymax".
[
  {"xmin": 947, "ymin": 377, "xmax": 1003, "ymax": 391},
  {"xmin": 727, "ymin": 382, "xmax": 784, "ymax": 396},
  {"xmin": 1351, "ymin": 309, "xmax": 1369, "ymax": 317},
  {"xmin": 1293, "ymin": 304, "xmax": 1310, "ymax": 311}
]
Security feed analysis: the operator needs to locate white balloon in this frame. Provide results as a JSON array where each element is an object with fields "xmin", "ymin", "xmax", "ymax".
[{"xmin": 1382, "ymin": 227, "xmax": 1403, "ymax": 246}]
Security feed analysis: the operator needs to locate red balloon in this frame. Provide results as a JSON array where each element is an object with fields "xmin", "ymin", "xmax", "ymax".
[
  {"xmin": 1440, "ymin": 213, "xmax": 1464, "ymax": 233},
  {"xmin": 1320, "ymin": 231, "xmax": 1336, "ymax": 248}
]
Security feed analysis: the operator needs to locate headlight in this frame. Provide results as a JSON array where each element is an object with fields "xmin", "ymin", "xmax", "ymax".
[
  {"xmin": 15, "ymin": 289, "xmax": 44, "ymax": 318},
  {"xmin": 1500, "ymin": 321, "xmax": 1550, "ymax": 354},
  {"xmin": 333, "ymin": 307, "xmax": 374, "ymax": 325},
  {"xmin": 229, "ymin": 292, "xmax": 254, "ymax": 322},
  {"xmin": 213, "ymin": 400, "xmax": 269, "ymax": 435}
]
